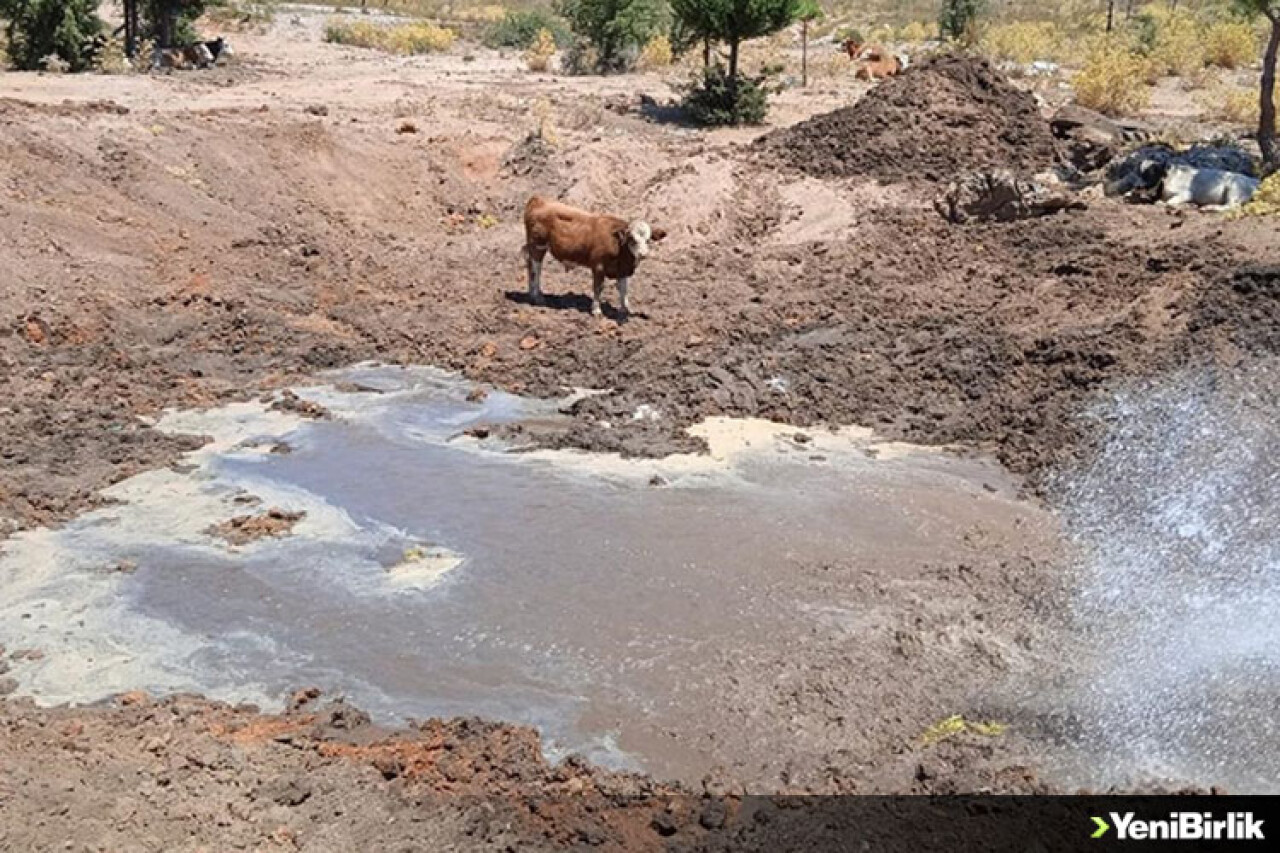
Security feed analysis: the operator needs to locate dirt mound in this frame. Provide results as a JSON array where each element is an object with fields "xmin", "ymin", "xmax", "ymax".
[{"xmin": 757, "ymin": 55, "xmax": 1059, "ymax": 183}]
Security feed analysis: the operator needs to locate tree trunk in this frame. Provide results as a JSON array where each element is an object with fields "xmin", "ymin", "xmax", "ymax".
[
  {"xmin": 703, "ymin": 36, "xmax": 710, "ymax": 69},
  {"xmin": 802, "ymin": 20, "xmax": 808, "ymax": 88},
  {"xmin": 728, "ymin": 37, "xmax": 740, "ymax": 96},
  {"xmin": 1261, "ymin": 14, "xmax": 1280, "ymax": 171},
  {"xmin": 124, "ymin": 0, "xmax": 138, "ymax": 57},
  {"xmin": 1106, "ymin": 1, "xmax": 1115, "ymax": 34}
]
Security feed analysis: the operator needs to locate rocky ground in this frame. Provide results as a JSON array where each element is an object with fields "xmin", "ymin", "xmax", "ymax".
[{"xmin": 0, "ymin": 8, "xmax": 1276, "ymax": 850}]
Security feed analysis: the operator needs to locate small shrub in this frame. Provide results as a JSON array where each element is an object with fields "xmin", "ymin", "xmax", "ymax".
[
  {"xmin": 40, "ymin": 51, "xmax": 70, "ymax": 72},
  {"xmin": 980, "ymin": 21, "xmax": 1066, "ymax": 65},
  {"xmin": 1202, "ymin": 18, "xmax": 1259, "ymax": 70},
  {"xmin": 898, "ymin": 20, "xmax": 932, "ymax": 44},
  {"xmin": 559, "ymin": 36, "xmax": 600, "ymax": 75},
  {"xmin": 524, "ymin": 27, "xmax": 556, "ymax": 71},
  {"xmin": 638, "ymin": 33, "xmax": 671, "ymax": 69},
  {"xmin": 1237, "ymin": 173, "xmax": 1280, "ymax": 217},
  {"xmin": 681, "ymin": 64, "xmax": 769, "ymax": 127},
  {"xmin": 324, "ymin": 19, "xmax": 454, "ymax": 55},
  {"xmin": 531, "ymin": 96, "xmax": 558, "ymax": 143},
  {"xmin": 1073, "ymin": 37, "xmax": 1151, "ymax": 117},
  {"xmin": 1136, "ymin": 7, "xmax": 1205, "ymax": 78},
  {"xmin": 456, "ymin": 4, "xmax": 506, "ymax": 23},
  {"xmin": 90, "ymin": 34, "xmax": 129, "ymax": 73},
  {"xmin": 834, "ymin": 26, "xmax": 864, "ymax": 46},
  {"xmin": 484, "ymin": 9, "xmax": 570, "ymax": 49},
  {"xmin": 1201, "ymin": 86, "xmax": 1275, "ymax": 127}
]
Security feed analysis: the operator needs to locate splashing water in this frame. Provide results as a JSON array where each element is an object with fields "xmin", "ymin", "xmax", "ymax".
[{"xmin": 1059, "ymin": 361, "xmax": 1280, "ymax": 791}]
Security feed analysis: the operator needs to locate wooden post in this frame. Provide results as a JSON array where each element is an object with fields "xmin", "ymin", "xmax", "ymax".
[{"xmin": 802, "ymin": 19, "xmax": 808, "ymax": 88}]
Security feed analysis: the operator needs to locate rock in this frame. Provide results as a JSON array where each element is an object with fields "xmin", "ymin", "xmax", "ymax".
[
  {"xmin": 287, "ymin": 687, "xmax": 321, "ymax": 712},
  {"xmin": 650, "ymin": 812, "xmax": 679, "ymax": 837},
  {"xmin": 0, "ymin": 677, "xmax": 18, "ymax": 696},
  {"xmin": 260, "ymin": 777, "xmax": 313, "ymax": 806},
  {"xmin": 305, "ymin": 104, "xmax": 329, "ymax": 117}
]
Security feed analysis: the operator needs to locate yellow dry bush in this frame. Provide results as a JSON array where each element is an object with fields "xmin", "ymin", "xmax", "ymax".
[
  {"xmin": 1200, "ymin": 85, "xmax": 1275, "ymax": 127},
  {"xmin": 639, "ymin": 34, "xmax": 673, "ymax": 69},
  {"xmin": 524, "ymin": 27, "xmax": 556, "ymax": 72},
  {"xmin": 1142, "ymin": 7, "xmax": 1206, "ymax": 78},
  {"xmin": 393, "ymin": 22, "xmax": 456, "ymax": 53},
  {"xmin": 898, "ymin": 21, "xmax": 932, "ymax": 44},
  {"xmin": 1073, "ymin": 37, "xmax": 1151, "ymax": 117},
  {"xmin": 1238, "ymin": 173, "xmax": 1280, "ymax": 217},
  {"xmin": 531, "ymin": 97, "xmax": 557, "ymax": 144},
  {"xmin": 1202, "ymin": 18, "xmax": 1260, "ymax": 70},
  {"xmin": 980, "ymin": 20, "xmax": 1066, "ymax": 65},
  {"xmin": 91, "ymin": 36, "xmax": 131, "ymax": 74},
  {"xmin": 324, "ymin": 19, "xmax": 454, "ymax": 55},
  {"xmin": 456, "ymin": 4, "xmax": 506, "ymax": 23}
]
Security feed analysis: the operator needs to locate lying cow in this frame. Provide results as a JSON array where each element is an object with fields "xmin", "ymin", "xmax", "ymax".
[
  {"xmin": 153, "ymin": 43, "xmax": 214, "ymax": 70},
  {"xmin": 1106, "ymin": 146, "xmax": 1259, "ymax": 209},
  {"xmin": 1159, "ymin": 163, "xmax": 1259, "ymax": 209},
  {"xmin": 845, "ymin": 42, "xmax": 906, "ymax": 80},
  {"xmin": 523, "ymin": 196, "xmax": 666, "ymax": 318}
]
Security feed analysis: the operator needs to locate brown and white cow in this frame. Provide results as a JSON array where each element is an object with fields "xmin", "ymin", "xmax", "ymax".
[
  {"xmin": 842, "ymin": 41, "xmax": 907, "ymax": 80},
  {"xmin": 522, "ymin": 196, "xmax": 666, "ymax": 318}
]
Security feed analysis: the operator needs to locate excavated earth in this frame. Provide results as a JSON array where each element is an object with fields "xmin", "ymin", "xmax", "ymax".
[
  {"xmin": 754, "ymin": 55, "xmax": 1062, "ymax": 183},
  {"xmin": 0, "ymin": 17, "xmax": 1276, "ymax": 851}
]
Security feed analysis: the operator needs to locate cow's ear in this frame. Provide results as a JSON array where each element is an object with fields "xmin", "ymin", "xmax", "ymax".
[
  {"xmin": 614, "ymin": 227, "xmax": 630, "ymax": 250},
  {"xmin": 651, "ymin": 227, "xmax": 668, "ymax": 243}
]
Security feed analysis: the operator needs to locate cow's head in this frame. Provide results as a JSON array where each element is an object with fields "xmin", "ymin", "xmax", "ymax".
[
  {"xmin": 617, "ymin": 221, "xmax": 667, "ymax": 259},
  {"xmin": 840, "ymin": 38, "xmax": 864, "ymax": 58},
  {"xmin": 1105, "ymin": 146, "xmax": 1173, "ymax": 198}
]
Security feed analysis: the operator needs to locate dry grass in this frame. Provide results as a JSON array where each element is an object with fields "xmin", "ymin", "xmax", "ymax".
[
  {"xmin": 1199, "ymin": 84, "xmax": 1274, "ymax": 127},
  {"xmin": 1142, "ymin": 7, "xmax": 1206, "ymax": 79},
  {"xmin": 323, "ymin": 19, "xmax": 456, "ymax": 54},
  {"xmin": 1202, "ymin": 18, "xmax": 1261, "ymax": 70},
  {"xmin": 1237, "ymin": 173, "xmax": 1280, "ymax": 217},
  {"xmin": 1073, "ymin": 35, "xmax": 1152, "ymax": 117},
  {"xmin": 980, "ymin": 20, "xmax": 1069, "ymax": 65},
  {"xmin": 898, "ymin": 20, "xmax": 932, "ymax": 44}
]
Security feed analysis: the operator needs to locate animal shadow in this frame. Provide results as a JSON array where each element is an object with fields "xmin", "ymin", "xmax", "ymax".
[{"xmin": 503, "ymin": 290, "xmax": 642, "ymax": 321}]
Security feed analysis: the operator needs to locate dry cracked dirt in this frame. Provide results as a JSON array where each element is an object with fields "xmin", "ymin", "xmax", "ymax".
[{"xmin": 1, "ymin": 10, "xmax": 1276, "ymax": 852}]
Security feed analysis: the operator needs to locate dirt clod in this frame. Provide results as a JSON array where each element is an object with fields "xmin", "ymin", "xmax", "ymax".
[{"xmin": 208, "ymin": 508, "xmax": 305, "ymax": 545}]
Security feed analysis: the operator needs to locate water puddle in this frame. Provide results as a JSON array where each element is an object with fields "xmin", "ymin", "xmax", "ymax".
[{"xmin": 0, "ymin": 364, "xmax": 1045, "ymax": 782}]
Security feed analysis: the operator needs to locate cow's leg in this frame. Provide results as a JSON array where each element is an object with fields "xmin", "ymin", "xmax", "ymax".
[
  {"xmin": 616, "ymin": 277, "xmax": 631, "ymax": 318},
  {"xmin": 591, "ymin": 271, "xmax": 605, "ymax": 317},
  {"xmin": 525, "ymin": 244, "xmax": 546, "ymax": 305}
]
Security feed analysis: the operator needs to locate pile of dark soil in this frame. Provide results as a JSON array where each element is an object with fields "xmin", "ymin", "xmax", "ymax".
[{"xmin": 757, "ymin": 55, "xmax": 1060, "ymax": 183}]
